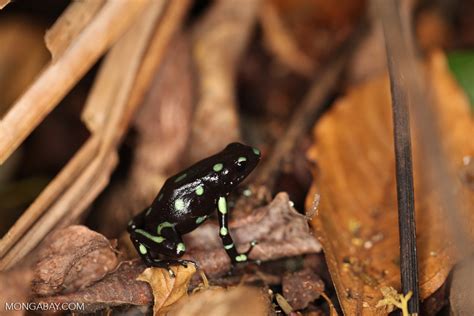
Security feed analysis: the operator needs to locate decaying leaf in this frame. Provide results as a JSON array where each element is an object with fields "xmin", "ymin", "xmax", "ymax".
[
  {"xmin": 188, "ymin": 0, "xmax": 261, "ymax": 162},
  {"xmin": 306, "ymin": 51, "xmax": 474, "ymax": 315},
  {"xmin": 282, "ymin": 268, "xmax": 325, "ymax": 310},
  {"xmin": 184, "ymin": 192, "xmax": 321, "ymax": 277},
  {"xmin": 32, "ymin": 225, "xmax": 118, "ymax": 296},
  {"xmin": 167, "ymin": 286, "xmax": 269, "ymax": 316},
  {"xmin": 33, "ymin": 260, "xmax": 152, "ymax": 313},
  {"xmin": 137, "ymin": 264, "xmax": 197, "ymax": 315}
]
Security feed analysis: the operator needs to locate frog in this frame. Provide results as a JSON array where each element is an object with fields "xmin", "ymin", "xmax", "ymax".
[{"xmin": 127, "ymin": 142, "xmax": 261, "ymax": 275}]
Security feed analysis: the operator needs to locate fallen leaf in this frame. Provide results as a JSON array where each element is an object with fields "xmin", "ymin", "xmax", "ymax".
[
  {"xmin": 188, "ymin": 0, "xmax": 261, "ymax": 162},
  {"xmin": 167, "ymin": 286, "xmax": 269, "ymax": 316},
  {"xmin": 282, "ymin": 268, "xmax": 325, "ymax": 310},
  {"xmin": 184, "ymin": 192, "xmax": 321, "ymax": 277},
  {"xmin": 33, "ymin": 260, "xmax": 152, "ymax": 313},
  {"xmin": 32, "ymin": 225, "xmax": 118, "ymax": 296},
  {"xmin": 306, "ymin": 51, "xmax": 474, "ymax": 315},
  {"xmin": 137, "ymin": 264, "xmax": 196, "ymax": 315}
]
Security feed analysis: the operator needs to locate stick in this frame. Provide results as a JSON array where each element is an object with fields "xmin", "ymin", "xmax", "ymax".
[
  {"xmin": 374, "ymin": 0, "xmax": 419, "ymax": 313},
  {"xmin": 0, "ymin": 0, "xmax": 149, "ymax": 164}
]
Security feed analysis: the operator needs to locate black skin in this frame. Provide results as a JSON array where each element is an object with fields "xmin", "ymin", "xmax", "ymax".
[{"xmin": 128, "ymin": 142, "xmax": 261, "ymax": 275}]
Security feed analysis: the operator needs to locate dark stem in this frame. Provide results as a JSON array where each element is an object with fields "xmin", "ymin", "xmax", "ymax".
[{"xmin": 375, "ymin": 0, "xmax": 420, "ymax": 313}]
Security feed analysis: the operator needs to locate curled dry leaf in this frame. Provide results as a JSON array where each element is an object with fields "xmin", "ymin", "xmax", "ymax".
[
  {"xmin": 184, "ymin": 192, "xmax": 321, "ymax": 277},
  {"xmin": 168, "ymin": 286, "xmax": 269, "ymax": 316},
  {"xmin": 306, "ymin": 51, "xmax": 474, "ymax": 315},
  {"xmin": 282, "ymin": 268, "xmax": 325, "ymax": 310},
  {"xmin": 33, "ymin": 260, "xmax": 152, "ymax": 312},
  {"xmin": 32, "ymin": 225, "xmax": 118, "ymax": 296},
  {"xmin": 137, "ymin": 264, "xmax": 196, "ymax": 315},
  {"xmin": 188, "ymin": 0, "xmax": 261, "ymax": 162}
]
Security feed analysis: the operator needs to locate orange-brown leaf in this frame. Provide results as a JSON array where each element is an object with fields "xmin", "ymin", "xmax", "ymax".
[
  {"xmin": 137, "ymin": 265, "xmax": 197, "ymax": 315},
  {"xmin": 306, "ymin": 51, "xmax": 474, "ymax": 315}
]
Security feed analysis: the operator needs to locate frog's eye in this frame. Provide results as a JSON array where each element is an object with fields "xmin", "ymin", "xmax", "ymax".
[{"xmin": 236, "ymin": 157, "xmax": 247, "ymax": 171}]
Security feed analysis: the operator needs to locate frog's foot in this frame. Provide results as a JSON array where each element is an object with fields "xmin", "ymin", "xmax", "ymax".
[{"xmin": 150, "ymin": 259, "xmax": 197, "ymax": 278}]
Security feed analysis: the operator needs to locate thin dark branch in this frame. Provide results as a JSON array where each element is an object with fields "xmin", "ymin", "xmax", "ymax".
[{"xmin": 374, "ymin": 0, "xmax": 419, "ymax": 313}]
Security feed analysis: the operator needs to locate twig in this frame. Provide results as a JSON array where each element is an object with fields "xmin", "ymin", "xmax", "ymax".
[
  {"xmin": 0, "ymin": 0, "xmax": 171, "ymax": 269},
  {"xmin": 374, "ymin": 0, "xmax": 419, "ymax": 313},
  {"xmin": 45, "ymin": 0, "xmax": 106, "ymax": 60},
  {"xmin": 0, "ymin": 0, "xmax": 149, "ymax": 164}
]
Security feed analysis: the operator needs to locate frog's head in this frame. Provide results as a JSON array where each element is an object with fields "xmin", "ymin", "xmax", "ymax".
[{"xmin": 218, "ymin": 142, "xmax": 261, "ymax": 186}]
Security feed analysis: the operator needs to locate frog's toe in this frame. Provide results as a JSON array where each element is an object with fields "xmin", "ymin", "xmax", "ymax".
[{"xmin": 244, "ymin": 240, "xmax": 258, "ymax": 255}]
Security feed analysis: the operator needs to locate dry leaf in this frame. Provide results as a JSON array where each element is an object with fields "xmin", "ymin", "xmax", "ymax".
[
  {"xmin": 33, "ymin": 260, "xmax": 152, "ymax": 313},
  {"xmin": 32, "ymin": 225, "xmax": 118, "ymax": 296},
  {"xmin": 137, "ymin": 264, "xmax": 197, "ymax": 315},
  {"xmin": 282, "ymin": 268, "xmax": 325, "ymax": 310},
  {"xmin": 188, "ymin": 0, "xmax": 261, "ymax": 162},
  {"xmin": 306, "ymin": 51, "xmax": 474, "ymax": 315},
  {"xmin": 168, "ymin": 286, "xmax": 269, "ymax": 316},
  {"xmin": 184, "ymin": 192, "xmax": 321, "ymax": 276}
]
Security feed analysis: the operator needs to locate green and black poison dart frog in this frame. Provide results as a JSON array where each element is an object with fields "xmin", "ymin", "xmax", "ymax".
[{"xmin": 128, "ymin": 142, "xmax": 261, "ymax": 274}]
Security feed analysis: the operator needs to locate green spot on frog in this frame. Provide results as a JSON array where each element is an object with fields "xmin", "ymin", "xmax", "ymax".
[
  {"xmin": 177, "ymin": 243, "xmax": 186, "ymax": 253},
  {"xmin": 135, "ymin": 229, "xmax": 165, "ymax": 243},
  {"xmin": 213, "ymin": 163, "xmax": 223, "ymax": 172},
  {"xmin": 220, "ymin": 227, "xmax": 228, "ymax": 236},
  {"xmin": 235, "ymin": 254, "xmax": 247, "ymax": 262},
  {"xmin": 195, "ymin": 185, "xmax": 204, "ymax": 196},
  {"xmin": 196, "ymin": 215, "xmax": 207, "ymax": 224},
  {"xmin": 157, "ymin": 222, "xmax": 174, "ymax": 235},
  {"xmin": 174, "ymin": 173, "xmax": 187, "ymax": 183},
  {"xmin": 174, "ymin": 199, "xmax": 185, "ymax": 211},
  {"xmin": 218, "ymin": 197, "xmax": 227, "ymax": 214},
  {"xmin": 139, "ymin": 244, "xmax": 147, "ymax": 254},
  {"xmin": 224, "ymin": 243, "xmax": 234, "ymax": 250},
  {"xmin": 238, "ymin": 156, "xmax": 247, "ymax": 162},
  {"xmin": 252, "ymin": 147, "xmax": 260, "ymax": 156}
]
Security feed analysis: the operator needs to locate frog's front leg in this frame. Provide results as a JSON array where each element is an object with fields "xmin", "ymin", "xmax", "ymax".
[
  {"xmin": 216, "ymin": 196, "xmax": 257, "ymax": 263},
  {"xmin": 129, "ymin": 224, "xmax": 194, "ymax": 275}
]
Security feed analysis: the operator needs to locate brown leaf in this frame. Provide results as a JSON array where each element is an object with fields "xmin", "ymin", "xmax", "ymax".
[
  {"xmin": 32, "ymin": 225, "xmax": 118, "ymax": 296},
  {"xmin": 306, "ymin": 52, "xmax": 474, "ymax": 315},
  {"xmin": 187, "ymin": 0, "xmax": 261, "ymax": 162},
  {"xmin": 167, "ymin": 286, "xmax": 269, "ymax": 316},
  {"xmin": 137, "ymin": 265, "xmax": 197, "ymax": 315},
  {"xmin": 184, "ymin": 192, "xmax": 321, "ymax": 277},
  {"xmin": 282, "ymin": 268, "xmax": 325, "ymax": 310},
  {"xmin": 33, "ymin": 260, "xmax": 152, "ymax": 313}
]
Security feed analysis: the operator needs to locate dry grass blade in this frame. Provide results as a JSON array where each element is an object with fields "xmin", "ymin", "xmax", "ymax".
[
  {"xmin": 0, "ymin": 0, "xmax": 149, "ymax": 164},
  {"xmin": 374, "ymin": 0, "xmax": 419, "ymax": 312},
  {"xmin": 0, "ymin": 0, "xmax": 9, "ymax": 10},
  {"xmin": 0, "ymin": 0, "xmax": 170, "ymax": 270},
  {"xmin": 45, "ymin": 0, "xmax": 106, "ymax": 60}
]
